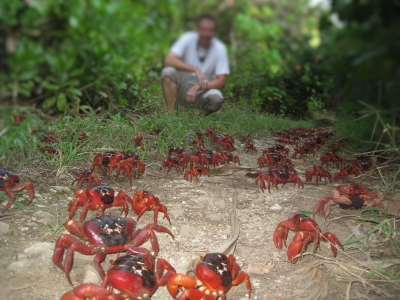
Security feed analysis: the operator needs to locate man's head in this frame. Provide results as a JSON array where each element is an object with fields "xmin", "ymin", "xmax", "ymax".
[{"xmin": 197, "ymin": 14, "xmax": 218, "ymax": 48}]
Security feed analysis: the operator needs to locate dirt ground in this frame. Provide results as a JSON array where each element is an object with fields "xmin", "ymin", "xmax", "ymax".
[{"xmin": 0, "ymin": 134, "xmax": 399, "ymax": 300}]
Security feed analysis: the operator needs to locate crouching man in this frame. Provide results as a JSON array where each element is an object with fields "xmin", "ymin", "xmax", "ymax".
[{"xmin": 161, "ymin": 14, "xmax": 229, "ymax": 116}]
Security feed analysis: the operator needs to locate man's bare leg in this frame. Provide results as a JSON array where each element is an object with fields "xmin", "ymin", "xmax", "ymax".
[{"xmin": 162, "ymin": 76, "xmax": 178, "ymax": 110}]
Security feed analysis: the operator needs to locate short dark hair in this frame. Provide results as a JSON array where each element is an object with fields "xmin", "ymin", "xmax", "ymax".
[{"xmin": 197, "ymin": 14, "xmax": 218, "ymax": 29}]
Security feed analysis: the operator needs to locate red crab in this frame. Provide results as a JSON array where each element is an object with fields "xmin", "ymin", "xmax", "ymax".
[
  {"xmin": 0, "ymin": 168, "xmax": 35, "ymax": 212},
  {"xmin": 313, "ymin": 183, "xmax": 392, "ymax": 218},
  {"xmin": 68, "ymin": 185, "xmax": 132, "ymax": 222},
  {"xmin": 333, "ymin": 166, "xmax": 358, "ymax": 182},
  {"xmin": 167, "ymin": 252, "xmax": 251, "ymax": 300},
  {"xmin": 274, "ymin": 213, "xmax": 343, "ymax": 263},
  {"xmin": 259, "ymin": 153, "xmax": 293, "ymax": 169},
  {"xmin": 269, "ymin": 144, "xmax": 289, "ymax": 156},
  {"xmin": 255, "ymin": 169, "xmax": 304, "ymax": 193},
  {"xmin": 132, "ymin": 190, "xmax": 171, "ymax": 224},
  {"xmin": 349, "ymin": 156, "xmax": 373, "ymax": 172},
  {"xmin": 71, "ymin": 170, "xmax": 101, "ymax": 189},
  {"xmin": 160, "ymin": 155, "xmax": 183, "ymax": 174},
  {"xmin": 53, "ymin": 215, "xmax": 174, "ymax": 284},
  {"xmin": 320, "ymin": 152, "xmax": 344, "ymax": 168},
  {"xmin": 184, "ymin": 165, "xmax": 210, "ymax": 182},
  {"xmin": 206, "ymin": 127, "xmax": 235, "ymax": 151},
  {"xmin": 220, "ymin": 151, "xmax": 240, "ymax": 165},
  {"xmin": 60, "ymin": 248, "xmax": 176, "ymax": 300},
  {"xmin": 91, "ymin": 151, "xmax": 123, "ymax": 174},
  {"xmin": 244, "ymin": 141, "xmax": 257, "ymax": 154},
  {"xmin": 292, "ymin": 145, "xmax": 315, "ymax": 158},
  {"xmin": 133, "ymin": 133, "xmax": 145, "ymax": 148},
  {"xmin": 108, "ymin": 157, "xmax": 146, "ymax": 184},
  {"xmin": 305, "ymin": 166, "xmax": 332, "ymax": 186}
]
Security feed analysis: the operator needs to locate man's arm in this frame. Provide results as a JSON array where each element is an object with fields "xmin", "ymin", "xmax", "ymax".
[
  {"xmin": 186, "ymin": 74, "xmax": 227, "ymax": 102},
  {"xmin": 164, "ymin": 52, "xmax": 209, "ymax": 90},
  {"xmin": 164, "ymin": 52, "xmax": 197, "ymax": 73}
]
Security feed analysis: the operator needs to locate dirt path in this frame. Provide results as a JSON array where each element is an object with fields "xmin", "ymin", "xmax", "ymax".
[{"xmin": 0, "ymin": 136, "xmax": 399, "ymax": 300}]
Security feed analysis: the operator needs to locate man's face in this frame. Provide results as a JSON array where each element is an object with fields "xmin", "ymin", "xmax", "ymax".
[{"xmin": 197, "ymin": 19, "xmax": 217, "ymax": 46}]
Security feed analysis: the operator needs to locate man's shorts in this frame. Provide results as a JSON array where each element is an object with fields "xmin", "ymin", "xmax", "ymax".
[{"xmin": 161, "ymin": 67, "xmax": 224, "ymax": 112}]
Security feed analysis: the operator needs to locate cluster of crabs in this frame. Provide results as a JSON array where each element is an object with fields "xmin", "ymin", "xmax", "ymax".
[{"xmin": 0, "ymin": 123, "xmax": 393, "ymax": 299}]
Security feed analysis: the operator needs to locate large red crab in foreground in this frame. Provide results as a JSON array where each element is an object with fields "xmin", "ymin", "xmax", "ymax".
[
  {"xmin": 167, "ymin": 252, "xmax": 251, "ymax": 300},
  {"xmin": 0, "ymin": 168, "xmax": 35, "ymax": 212},
  {"xmin": 60, "ymin": 248, "xmax": 176, "ymax": 300},
  {"xmin": 68, "ymin": 185, "xmax": 132, "ymax": 222},
  {"xmin": 132, "ymin": 190, "xmax": 171, "ymax": 224},
  {"xmin": 53, "ymin": 215, "xmax": 174, "ymax": 284},
  {"xmin": 274, "ymin": 213, "xmax": 343, "ymax": 263},
  {"xmin": 313, "ymin": 183, "xmax": 392, "ymax": 218}
]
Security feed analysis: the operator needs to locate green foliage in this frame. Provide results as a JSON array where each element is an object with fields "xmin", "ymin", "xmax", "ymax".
[
  {"xmin": 0, "ymin": 0, "xmax": 174, "ymax": 111},
  {"xmin": 319, "ymin": 0, "xmax": 400, "ymax": 113},
  {"xmin": 224, "ymin": 1, "xmax": 329, "ymax": 118}
]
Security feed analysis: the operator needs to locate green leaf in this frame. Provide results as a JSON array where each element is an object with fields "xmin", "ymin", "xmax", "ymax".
[
  {"xmin": 298, "ymin": 210, "xmax": 313, "ymax": 215},
  {"xmin": 12, "ymin": 200, "xmax": 29, "ymax": 211},
  {"xmin": 56, "ymin": 93, "xmax": 67, "ymax": 111},
  {"xmin": 42, "ymin": 82, "xmax": 60, "ymax": 91},
  {"xmin": 43, "ymin": 96, "xmax": 56, "ymax": 108},
  {"xmin": 67, "ymin": 88, "xmax": 82, "ymax": 96},
  {"xmin": 343, "ymin": 236, "xmax": 365, "ymax": 245}
]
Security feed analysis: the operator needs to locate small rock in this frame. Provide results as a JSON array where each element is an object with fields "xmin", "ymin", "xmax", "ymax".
[
  {"xmin": 270, "ymin": 204, "xmax": 282, "ymax": 211},
  {"xmin": 50, "ymin": 186, "xmax": 72, "ymax": 193},
  {"xmin": 1, "ymin": 201, "xmax": 12, "ymax": 208},
  {"xmin": 8, "ymin": 242, "xmax": 54, "ymax": 271},
  {"xmin": 33, "ymin": 210, "xmax": 56, "ymax": 224},
  {"xmin": 0, "ymin": 221, "xmax": 10, "ymax": 234},
  {"xmin": 83, "ymin": 264, "xmax": 101, "ymax": 285},
  {"xmin": 205, "ymin": 211, "xmax": 222, "ymax": 223},
  {"xmin": 179, "ymin": 224, "xmax": 197, "ymax": 238},
  {"xmin": 21, "ymin": 227, "xmax": 29, "ymax": 232},
  {"xmin": 247, "ymin": 263, "xmax": 272, "ymax": 275},
  {"xmin": 169, "ymin": 209, "xmax": 185, "ymax": 218},
  {"xmin": 214, "ymin": 199, "xmax": 226, "ymax": 209}
]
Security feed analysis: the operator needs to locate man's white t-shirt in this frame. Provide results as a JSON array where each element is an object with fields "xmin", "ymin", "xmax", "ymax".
[{"xmin": 170, "ymin": 32, "xmax": 230, "ymax": 85}]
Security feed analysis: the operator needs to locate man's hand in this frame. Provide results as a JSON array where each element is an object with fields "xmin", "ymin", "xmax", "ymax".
[
  {"xmin": 186, "ymin": 84, "xmax": 200, "ymax": 103},
  {"xmin": 194, "ymin": 69, "xmax": 209, "ymax": 90}
]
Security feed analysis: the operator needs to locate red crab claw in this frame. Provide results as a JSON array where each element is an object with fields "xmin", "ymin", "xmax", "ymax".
[
  {"xmin": 64, "ymin": 219, "xmax": 86, "ymax": 239},
  {"xmin": 273, "ymin": 219, "xmax": 297, "ymax": 249},
  {"xmin": 136, "ymin": 203, "xmax": 171, "ymax": 225},
  {"xmin": 321, "ymin": 232, "xmax": 344, "ymax": 257},
  {"xmin": 312, "ymin": 197, "xmax": 329, "ymax": 218},
  {"xmin": 60, "ymin": 283, "xmax": 117, "ymax": 300},
  {"xmin": 128, "ymin": 223, "xmax": 174, "ymax": 257},
  {"xmin": 287, "ymin": 231, "xmax": 314, "ymax": 263},
  {"xmin": 2, "ymin": 181, "xmax": 35, "ymax": 212},
  {"xmin": 53, "ymin": 235, "xmax": 96, "ymax": 285},
  {"xmin": 167, "ymin": 273, "xmax": 197, "ymax": 298}
]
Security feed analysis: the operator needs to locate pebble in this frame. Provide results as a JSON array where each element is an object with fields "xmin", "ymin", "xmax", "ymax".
[
  {"xmin": 214, "ymin": 199, "xmax": 226, "ymax": 209},
  {"xmin": 247, "ymin": 263, "xmax": 272, "ymax": 275},
  {"xmin": 8, "ymin": 242, "xmax": 54, "ymax": 272},
  {"xmin": 33, "ymin": 210, "xmax": 56, "ymax": 223},
  {"xmin": 169, "ymin": 209, "xmax": 185, "ymax": 218},
  {"xmin": 179, "ymin": 224, "xmax": 197, "ymax": 238},
  {"xmin": 205, "ymin": 211, "xmax": 222, "ymax": 223},
  {"xmin": 0, "ymin": 221, "xmax": 10, "ymax": 234},
  {"xmin": 270, "ymin": 203, "xmax": 282, "ymax": 211},
  {"xmin": 21, "ymin": 227, "xmax": 29, "ymax": 232},
  {"xmin": 83, "ymin": 264, "xmax": 101, "ymax": 285}
]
